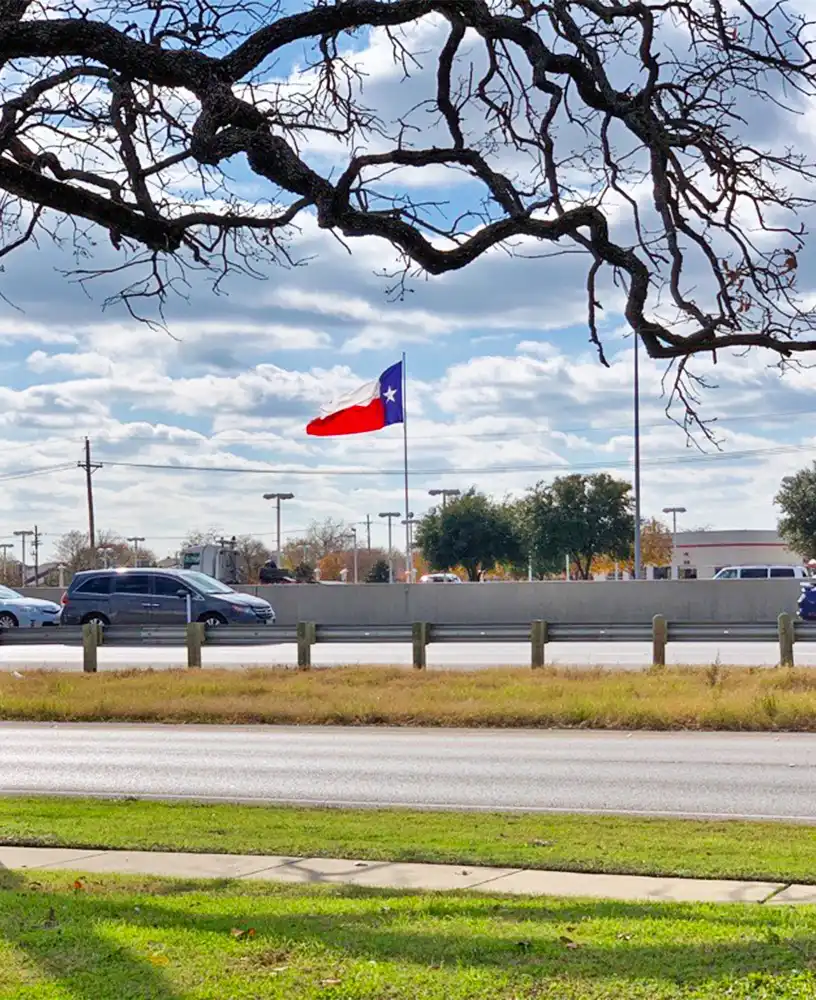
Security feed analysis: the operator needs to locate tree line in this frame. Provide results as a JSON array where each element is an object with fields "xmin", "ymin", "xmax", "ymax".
[{"xmin": 416, "ymin": 474, "xmax": 672, "ymax": 582}]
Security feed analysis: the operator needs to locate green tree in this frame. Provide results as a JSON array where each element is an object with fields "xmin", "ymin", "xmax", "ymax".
[
  {"xmin": 366, "ymin": 559, "xmax": 391, "ymax": 584},
  {"xmin": 519, "ymin": 474, "xmax": 634, "ymax": 580},
  {"xmin": 416, "ymin": 489, "xmax": 522, "ymax": 582},
  {"xmin": 776, "ymin": 464, "xmax": 816, "ymax": 559}
]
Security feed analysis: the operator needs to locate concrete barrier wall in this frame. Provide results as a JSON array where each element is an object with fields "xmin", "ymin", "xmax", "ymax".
[
  {"xmin": 21, "ymin": 580, "xmax": 802, "ymax": 625},
  {"xmin": 236, "ymin": 580, "xmax": 803, "ymax": 625}
]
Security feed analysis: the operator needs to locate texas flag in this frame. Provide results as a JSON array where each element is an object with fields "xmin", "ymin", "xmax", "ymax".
[{"xmin": 306, "ymin": 361, "xmax": 404, "ymax": 437}]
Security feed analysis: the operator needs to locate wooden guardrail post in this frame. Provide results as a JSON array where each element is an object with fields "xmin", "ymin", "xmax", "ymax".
[
  {"xmin": 412, "ymin": 622, "xmax": 428, "ymax": 670},
  {"xmin": 186, "ymin": 621, "xmax": 205, "ymax": 669},
  {"xmin": 531, "ymin": 620, "xmax": 548, "ymax": 668},
  {"xmin": 778, "ymin": 612, "xmax": 794, "ymax": 667},
  {"xmin": 297, "ymin": 621, "xmax": 316, "ymax": 668},
  {"xmin": 652, "ymin": 615, "xmax": 667, "ymax": 668},
  {"xmin": 82, "ymin": 622, "xmax": 99, "ymax": 673}
]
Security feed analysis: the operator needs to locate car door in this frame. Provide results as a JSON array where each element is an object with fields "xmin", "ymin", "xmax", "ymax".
[
  {"xmin": 109, "ymin": 572, "xmax": 155, "ymax": 623},
  {"xmin": 151, "ymin": 575, "xmax": 191, "ymax": 625}
]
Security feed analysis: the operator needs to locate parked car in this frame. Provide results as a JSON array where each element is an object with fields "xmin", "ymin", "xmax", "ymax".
[
  {"xmin": 60, "ymin": 568, "xmax": 275, "ymax": 627},
  {"xmin": 0, "ymin": 585, "xmax": 61, "ymax": 628},
  {"xmin": 712, "ymin": 565, "xmax": 809, "ymax": 580},
  {"xmin": 419, "ymin": 572, "xmax": 462, "ymax": 584}
]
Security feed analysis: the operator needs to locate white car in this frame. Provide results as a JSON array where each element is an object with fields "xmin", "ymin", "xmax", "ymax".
[
  {"xmin": 712, "ymin": 565, "xmax": 809, "ymax": 580},
  {"xmin": 419, "ymin": 572, "xmax": 462, "ymax": 584},
  {"xmin": 0, "ymin": 585, "xmax": 62, "ymax": 628}
]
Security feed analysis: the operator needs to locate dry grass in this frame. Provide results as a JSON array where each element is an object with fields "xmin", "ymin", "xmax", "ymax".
[{"xmin": 3, "ymin": 664, "xmax": 816, "ymax": 729}]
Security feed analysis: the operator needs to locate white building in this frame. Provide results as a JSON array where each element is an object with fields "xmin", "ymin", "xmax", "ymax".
[{"xmin": 669, "ymin": 530, "xmax": 801, "ymax": 580}]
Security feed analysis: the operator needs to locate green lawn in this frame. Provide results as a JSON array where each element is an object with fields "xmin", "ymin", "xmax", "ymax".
[
  {"xmin": 2, "ymin": 797, "xmax": 815, "ymax": 884},
  {"xmin": 0, "ymin": 871, "xmax": 814, "ymax": 999}
]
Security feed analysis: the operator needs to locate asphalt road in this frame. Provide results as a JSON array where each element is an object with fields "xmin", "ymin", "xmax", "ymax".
[
  {"xmin": 1, "ymin": 723, "xmax": 814, "ymax": 820},
  {"xmin": 0, "ymin": 640, "xmax": 811, "ymax": 670}
]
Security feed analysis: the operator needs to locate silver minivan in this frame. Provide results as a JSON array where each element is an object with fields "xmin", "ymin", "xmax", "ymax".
[{"xmin": 713, "ymin": 565, "xmax": 809, "ymax": 580}]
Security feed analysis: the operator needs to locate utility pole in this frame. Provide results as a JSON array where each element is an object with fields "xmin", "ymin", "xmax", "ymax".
[
  {"xmin": 127, "ymin": 536, "xmax": 145, "ymax": 567},
  {"xmin": 13, "ymin": 529, "xmax": 34, "ymax": 586},
  {"xmin": 32, "ymin": 525, "xmax": 40, "ymax": 585},
  {"xmin": 78, "ymin": 438, "xmax": 102, "ymax": 556},
  {"xmin": 365, "ymin": 514, "xmax": 372, "ymax": 551},
  {"xmin": 379, "ymin": 512, "xmax": 401, "ymax": 583}
]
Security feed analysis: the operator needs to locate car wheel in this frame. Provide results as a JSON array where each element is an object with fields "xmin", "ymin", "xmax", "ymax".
[
  {"xmin": 0, "ymin": 612, "xmax": 19, "ymax": 628},
  {"xmin": 81, "ymin": 613, "xmax": 110, "ymax": 626},
  {"xmin": 199, "ymin": 613, "xmax": 227, "ymax": 628}
]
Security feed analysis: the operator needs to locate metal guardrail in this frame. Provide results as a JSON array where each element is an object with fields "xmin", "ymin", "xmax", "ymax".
[{"xmin": 0, "ymin": 614, "xmax": 807, "ymax": 670}]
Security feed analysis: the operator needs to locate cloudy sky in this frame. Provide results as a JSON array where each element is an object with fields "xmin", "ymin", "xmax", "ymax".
[{"xmin": 2, "ymin": 5, "xmax": 816, "ymax": 563}]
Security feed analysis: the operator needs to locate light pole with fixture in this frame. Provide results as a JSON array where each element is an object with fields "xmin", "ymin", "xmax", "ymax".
[
  {"xmin": 428, "ymin": 488, "xmax": 460, "ymax": 509},
  {"xmin": 347, "ymin": 527, "xmax": 358, "ymax": 583},
  {"xmin": 662, "ymin": 506, "xmax": 687, "ymax": 580},
  {"xmin": 633, "ymin": 333, "xmax": 642, "ymax": 580},
  {"xmin": 13, "ymin": 529, "xmax": 34, "ymax": 586},
  {"xmin": 98, "ymin": 546, "xmax": 115, "ymax": 569},
  {"xmin": 263, "ymin": 492, "xmax": 295, "ymax": 567},
  {"xmin": 127, "ymin": 536, "xmax": 145, "ymax": 567},
  {"xmin": 0, "ymin": 543, "xmax": 13, "ymax": 581},
  {"xmin": 402, "ymin": 513, "xmax": 417, "ymax": 582},
  {"xmin": 379, "ymin": 511, "xmax": 401, "ymax": 582}
]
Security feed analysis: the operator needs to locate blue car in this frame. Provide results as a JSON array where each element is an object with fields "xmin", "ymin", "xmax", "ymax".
[
  {"xmin": 0, "ymin": 585, "xmax": 62, "ymax": 628},
  {"xmin": 798, "ymin": 583, "xmax": 816, "ymax": 620}
]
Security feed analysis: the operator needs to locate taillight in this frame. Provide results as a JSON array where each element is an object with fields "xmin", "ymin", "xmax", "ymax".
[{"xmin": 60, "ymin": 592, "xmax": 68, "ymax": 605}]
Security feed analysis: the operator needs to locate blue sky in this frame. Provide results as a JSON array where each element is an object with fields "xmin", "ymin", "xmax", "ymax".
[{"xmin": 2, "ymin": 5, "xmax": 816, "ymax": 561}]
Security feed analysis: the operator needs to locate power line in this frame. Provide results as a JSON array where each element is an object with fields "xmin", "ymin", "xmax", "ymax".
[
  {"xmin": 97, "ymin": 442, "xmax": 815, "ymax": 478},
  {"xmin": 0, "ymin": 464, "xmax": 76, "ymax": 483}
]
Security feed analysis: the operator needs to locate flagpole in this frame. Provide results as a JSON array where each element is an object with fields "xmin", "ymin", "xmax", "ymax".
[{"xmin": 402, "ymin": 350, "xmax": 412, "ymax": 583}]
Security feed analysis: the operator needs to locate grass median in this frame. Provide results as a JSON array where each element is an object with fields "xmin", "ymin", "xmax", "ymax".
[
  {"xmin": 3, "ymin": 797, "xmax": 816, "ymax": 884},
  {"xmin": 1, "ymin": 871, "xmax": 815, "ymax": 999},
  {"xmin": 2, "ymin": 664, "xmax": 816, "ymax": 729}
]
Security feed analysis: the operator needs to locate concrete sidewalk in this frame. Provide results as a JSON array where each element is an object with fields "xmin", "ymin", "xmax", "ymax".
[{"xmin": 2, "ymin": 845, "xmax": 814, "ymax": 905}]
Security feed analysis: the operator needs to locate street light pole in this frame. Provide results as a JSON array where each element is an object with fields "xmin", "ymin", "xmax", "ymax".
[
  {"xmin": 662, "ymin": 506, "xmax": 687, "ymax": 580},
  {"xmin": 13, "ymin": 529, "xmax": 34, "ymax": 586},
  {"xmin": 633, "ymin": 332, "xmax": 642, "ymax": 581},
  {"xmin": 379, "ymin": 511, "xmax": 401, "ymax": 583},
  {"xmin": 401, "ymin": 514, "xmax": 417, "ymax": 582},
  {"xmin": 0, "ymin": 543, "xmax": 13, "ymax": 581},
  {"xmin": 428, "ymin": 488, "xmax": 461, "ymax": 509},
  {"xmin": 349, "ymin": 527, "xmax": 358, "ymax": 583},
  {"xmin": 127, "ymin": 536, "xmax": 145, "ymax": 567},
  {"xmin": 263, "ymin": 492, "xmax": 295, "ymax": 567}
]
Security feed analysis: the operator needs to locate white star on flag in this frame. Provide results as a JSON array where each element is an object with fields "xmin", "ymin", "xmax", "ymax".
[{"xmin": 383, "ymin": 386, "xmax": 397, "ymax": 403}]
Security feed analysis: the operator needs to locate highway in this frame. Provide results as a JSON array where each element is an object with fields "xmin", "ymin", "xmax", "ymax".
[
  {"xmin": 1, "ymin": 640, "xmax": 813, "ymax": 670},
  {"xmin": 1, "ymin": 723, "xmax": 814, "ymax": 820}
]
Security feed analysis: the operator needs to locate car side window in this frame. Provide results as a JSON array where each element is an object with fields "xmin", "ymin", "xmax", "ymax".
[
  {"xmin": 112, "ymin": 574, "xmax": 152, "ymax": 594},
  {"xmin": 154, "ymin": 576, "xmax": 187, "ymax": 597},
  {"xmin": 718, "ymin": 569, "xmax": 738, "ymax": 579},
  {"xmin": 770, "ymin": 567, "xmax": 795, "ymax": 578},
  {"xmin": 74, "ymin": 576, "xmax": 110, "ymax": 595},
  {"xmin": 740, "ymin": 567, "xmax": 769, "ymax": 579}
]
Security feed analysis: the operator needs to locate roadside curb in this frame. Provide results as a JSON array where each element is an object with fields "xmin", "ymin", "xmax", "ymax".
[{"xmin": 2, "ymin": 846, "xmax": 814, "ymax": 905}]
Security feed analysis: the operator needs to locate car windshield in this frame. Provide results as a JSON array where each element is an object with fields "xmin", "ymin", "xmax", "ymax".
[
  {"xmin": 176, "ymin": 571, "xmax": 235, "ymax": 594},
  {"xmin": 0, "ymin": 586, "xmax": 21, "ymax": 600}
]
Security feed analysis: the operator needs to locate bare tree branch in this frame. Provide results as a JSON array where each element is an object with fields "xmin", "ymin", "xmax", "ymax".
[{"xmin": 1, "ymin": 0, "xmax": 816, "ymax": 405}]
